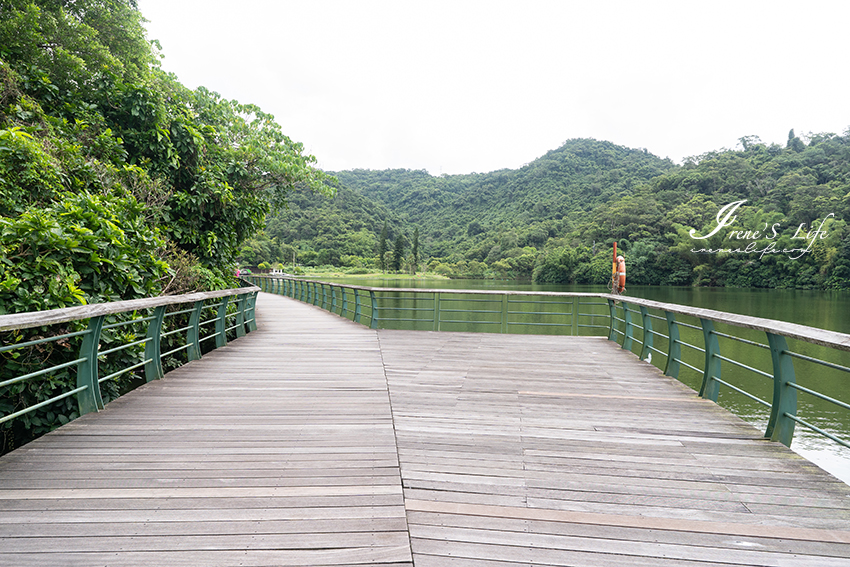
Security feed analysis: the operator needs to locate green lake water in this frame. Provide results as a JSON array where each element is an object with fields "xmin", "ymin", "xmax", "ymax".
[{"xmin": 315, "ymin": 276, "xmax": 850, "ymax": 485}]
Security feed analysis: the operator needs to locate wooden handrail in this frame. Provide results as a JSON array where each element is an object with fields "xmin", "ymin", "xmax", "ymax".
[{"xmin": 0, "ymin": 286, "xmax": 261, "ymax": 332}]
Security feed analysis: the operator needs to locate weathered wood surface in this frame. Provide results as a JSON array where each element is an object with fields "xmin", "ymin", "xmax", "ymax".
[
  {"xmin": 0, "ymin": 292, "xmax": 411, "ymax": 567},
  {"xmin": 377, "ymin": 328, "xmax": 850, "ymax": 566},
  {"xmin": 2, "ymin": 292, "xmax": 850, "ymax": 566},
  {"xmin": 0, "ymin": 285, "xmax": 261, "ymax": 331}
]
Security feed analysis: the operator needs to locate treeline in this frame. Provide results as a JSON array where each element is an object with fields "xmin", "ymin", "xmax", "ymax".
[
  {"xmin": 0, "ymin": 0, "xmax": 328, "ymax": 311},
  {"xmin": 250, "ymin": 134, "xmax": 849, "ymax": 289}
]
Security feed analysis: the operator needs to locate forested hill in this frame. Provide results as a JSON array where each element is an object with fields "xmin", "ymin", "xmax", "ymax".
[
  {"xmin": 253, "ymin": 138, "xmax": 676, "ymax": 271},
  {"xmin": 333, "ymin": 139, "xmax": 674, "ymax": 257},
  {"xmin": 253, "ymin": 131, "xmax": 850, "ymax": 290}
]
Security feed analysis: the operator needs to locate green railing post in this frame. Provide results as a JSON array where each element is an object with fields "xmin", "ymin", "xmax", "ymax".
[
  {"xmin": 765, "ymin": 332, "xmax": 797, "ymax": 446},
  {"xmin": 699, "ymin": 318, "xmax": 721, "ymax": 401},
  {"xmin": 342, "ymin": 288, "xmax": 349, "ymax": 319},
  {"xmin": 433, "ymin": 292, "xmax": 441, "ymax": 332},
  {"xmin": 639, "ymin": 306, "xmax": 653, "ymax": 361},
  {"xmin": 500, "ymin": 294, "xmax": 509, "ymax": 333},
  {"xmin": 144, "ymin": 306, "xmax": 166, "ymax": 382},
  {"xmin": 369, "ymin": 290, "xmax": 379, "ymax": 329},
  {"xmin": 313, "ymin": 282, "xmax": 320, "ymax": 306},
  {"xmin": 245, "ymin": 291, "xmax": 258, "ymax": 332},
  {"xmin": 354, "ymin": 289, "xmax": 362, "ymax": 324},
  {"xmin": 663, "ymin": 312, "xmax": 681, "ymax": 378},
  {"xmin": 622, "ymin": 301, "xmax": 633, "ymax": 351},
  {"xmin": 607, "ymin": 298, "xmax": 617, "ymax": 341},
  {"xmin": 571, "ymin": 297, "xmax": 579, "ymax": 336},
  {"xmin": 330, "ymin": 285, "xmax": 338, "ymax": 314},
  {"xmin": 76, "ymin": 315, "xmax": 105, "ymax": 414},
  {"xmin": 322, "ymin": 284, "xmax": 328, "ymax": 310},
  {"xmin": 214, "ymin": 296, "xmax": 230, "ymax": 349},
  {"xmin": 306, "ymin": 281, "xmax": 312, "ymax": 304},
  {"xmin": 234, "ymin": 294, "xmax": 247, "ymax": 337},
  {"xmin": 187, "ymin": 300, "xmax": 205, "ymax": 361}
]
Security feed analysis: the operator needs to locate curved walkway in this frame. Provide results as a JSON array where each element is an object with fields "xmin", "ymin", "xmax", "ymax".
[{"xmin": 1, "ymin": 292, "xmax": 849, "ymax": 566}]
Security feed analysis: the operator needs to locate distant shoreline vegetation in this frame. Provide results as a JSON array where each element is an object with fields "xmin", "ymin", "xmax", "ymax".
[{"xmin": 244, "ymin": 132, "xmax": 850, "ymax": 290}]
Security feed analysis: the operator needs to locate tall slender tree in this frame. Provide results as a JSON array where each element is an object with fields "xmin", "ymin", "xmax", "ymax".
[
  {"xmin": 378, "ymin": 221, "xmax": 388, "ymax": 272},
  {"xmin": 392, "ymin": 233, "xmax": 405, "ymax": 272},
  {"xmin": 412, "ymin": 227, "xmax": 420, "ymax": 274}
]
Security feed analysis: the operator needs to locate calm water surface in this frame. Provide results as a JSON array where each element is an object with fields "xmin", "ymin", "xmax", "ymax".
[{"xmin": 319, "ymin": 277, "xmax": 850, "ymax": 484}]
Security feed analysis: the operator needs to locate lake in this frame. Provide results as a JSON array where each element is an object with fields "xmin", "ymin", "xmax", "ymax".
[{"xmin": 315, "ymin": 276, "xmax": 850, "ymax": 485}]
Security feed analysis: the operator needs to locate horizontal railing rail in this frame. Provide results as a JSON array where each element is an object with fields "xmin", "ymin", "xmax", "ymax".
[
  {"xmin": 0, "ymin": 285, "xmax": 260, "ymax": 436},
  {"xmin": 247, "ymin": 274, "xmax": 850, "ymax": 453}
]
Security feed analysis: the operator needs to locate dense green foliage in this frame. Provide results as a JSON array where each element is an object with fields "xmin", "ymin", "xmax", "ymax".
[
  {"xmin": 0, "ymin": 0, "xmax": 327, "ymax": 451},
  {"xmin": 239, "ymin": 184, "xmax": 407, "ymax": 273},
  {"xmin": 261, "ymin": 134, "xmax": 849, "ymax": 289}
]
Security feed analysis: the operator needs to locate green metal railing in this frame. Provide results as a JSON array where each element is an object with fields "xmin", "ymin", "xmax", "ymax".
[
  {"xmin": 607, "ymin": 297, "xmax": 850, "ymax": 449},
  {"xmin": 246, "ymin": 275, "xmax": 610, "ymax": 334},
  {"xmin": 248, "ymin": 275, "xmax": 850, "ymax": 452},
  {"xmin": 0, "ymin": 286, "xmax": 259, "ymax": 429}
]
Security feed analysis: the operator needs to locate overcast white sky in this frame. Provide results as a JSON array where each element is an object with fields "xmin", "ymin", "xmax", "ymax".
[{"xmin": 139, "ymin": 0, "xmax": 850, "ymax": 176}]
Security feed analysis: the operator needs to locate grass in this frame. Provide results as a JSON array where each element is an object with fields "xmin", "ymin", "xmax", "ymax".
[{"xmin": 300, "ymin": 269, "xmax": 449, "ymax": 281}]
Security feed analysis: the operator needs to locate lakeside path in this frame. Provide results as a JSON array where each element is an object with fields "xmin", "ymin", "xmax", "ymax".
[{"xmin": 2, "ymin": 292, "xmax": 850, "ymax": 565}]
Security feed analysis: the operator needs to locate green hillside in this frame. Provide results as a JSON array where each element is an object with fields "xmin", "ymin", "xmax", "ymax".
[
  {"xmin": 251, "ymin": 139, "xmax": 675, "ymax": 276},
  {"xmin": 253, "ymin": 132, "xmax": 850, "ymax": 289}
]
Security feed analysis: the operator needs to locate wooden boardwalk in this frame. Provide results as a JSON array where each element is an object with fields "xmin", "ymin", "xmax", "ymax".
[{"xmin": 2, "ymin": 292, "xmax": 850, "ymax": 566}]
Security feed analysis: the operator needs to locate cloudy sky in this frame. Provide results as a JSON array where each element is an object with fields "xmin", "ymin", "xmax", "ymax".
[{"xmin": 139, "ymin": 0, "xmax": 850, "ymax": 175}]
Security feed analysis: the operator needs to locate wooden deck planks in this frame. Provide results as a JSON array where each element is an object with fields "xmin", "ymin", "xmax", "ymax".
[
  {"xmin": 376, "ymin": 329, "xmax": 850, "ymax": 566},
  {"xmin": 0, "ymin": 293, "xmax": 412, "ymax": 567},
  {"xmin": 2, "ymin": 292, "xmax": 850, "ymax": 566}
]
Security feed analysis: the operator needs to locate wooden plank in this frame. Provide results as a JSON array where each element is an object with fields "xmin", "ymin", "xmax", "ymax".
[
  {"xmin": 406, "ymin": 510, "xmax": 850, "ymax": 558},
  {"xmin": 0, "ymin": 550, "xmax": 413, "ymax": 567}
]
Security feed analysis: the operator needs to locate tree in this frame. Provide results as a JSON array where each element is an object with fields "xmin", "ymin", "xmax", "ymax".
[
  {"xmin": 378, "ymin": 222, "xmax": 388, "ymax": 272},
  {"xmin": 412, "ymin": 227, "xmax": 420, "ymax": 274},
  {"xmin": 392, "ymin": 233, "xmax": 405, "ymax": 272}
]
